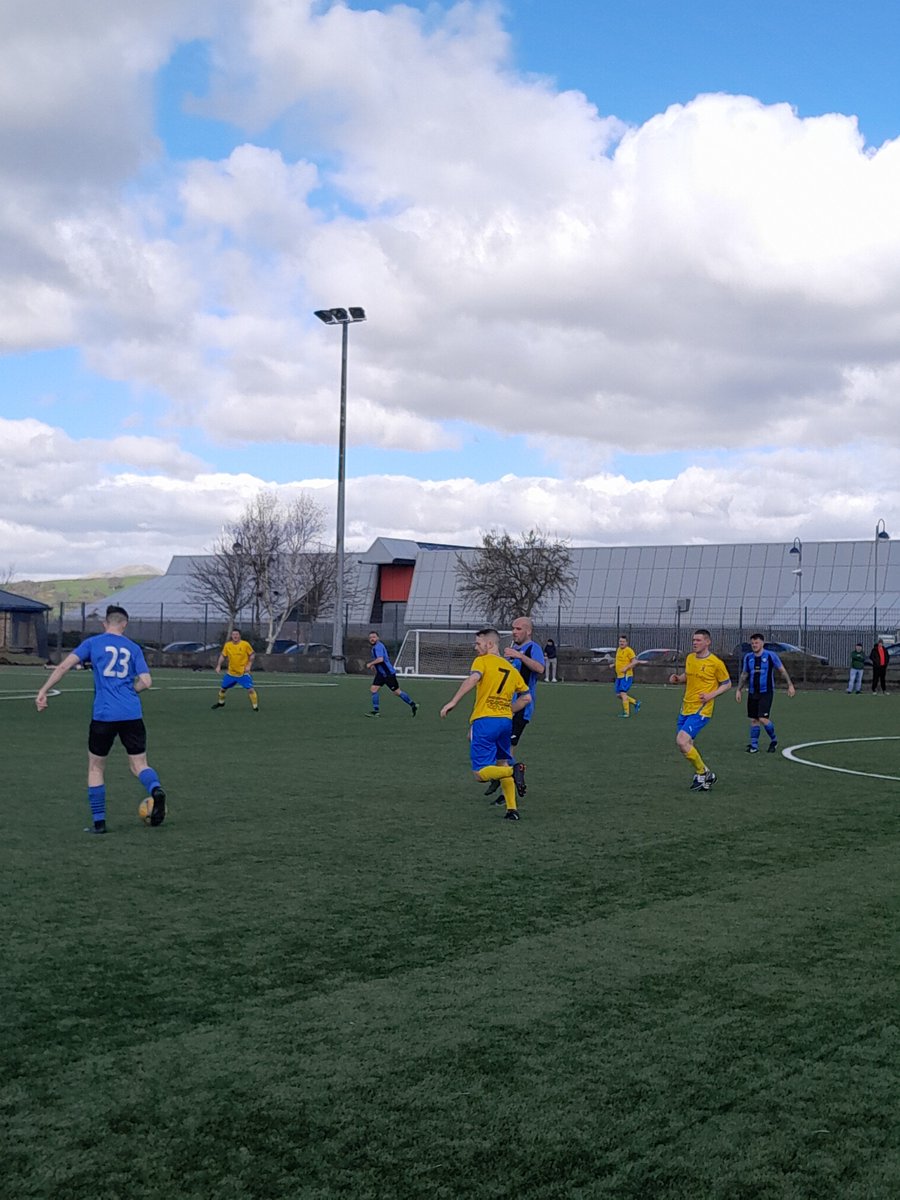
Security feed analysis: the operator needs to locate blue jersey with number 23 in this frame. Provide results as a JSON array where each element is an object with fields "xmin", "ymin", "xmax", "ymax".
[{"xmin": 74, "ymin": 633, "xmax": 149, "ymax": 722}]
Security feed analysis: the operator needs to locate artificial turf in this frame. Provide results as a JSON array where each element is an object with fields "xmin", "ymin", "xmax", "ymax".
[{"xmin": 2, "ymin": 668, "xmax": 899, "ymax": 1198}]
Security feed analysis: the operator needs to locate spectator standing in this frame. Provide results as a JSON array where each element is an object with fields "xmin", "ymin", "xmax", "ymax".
[
  {"xmin": 870, "ymin": 639, "xmax": 889, "ymax": 694},
  {"xmin": 543, "ymin": 638, "xmax": 558, "ymax": 683},
  {"xmin": 847, "ymin": 643, "xmax": 865, "ymax": 694}
]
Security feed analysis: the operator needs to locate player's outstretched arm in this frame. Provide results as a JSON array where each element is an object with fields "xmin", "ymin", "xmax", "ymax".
[
  {"xmin": 440, "ymin": 671, "xmax": 480, "ymax": 718},
  {"xmin": 780, "ymin": 666, "xmax": 796, "ymax": 697},
  {"xmin": 511, "ymin": 690, "xmax": 530, "ymax": 714},
  {"xmin": 36, "ymin": 653, "xmax": 80, "ymax": 710}
]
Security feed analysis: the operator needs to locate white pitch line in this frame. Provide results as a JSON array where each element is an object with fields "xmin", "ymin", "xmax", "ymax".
[
  {"xmin": 0, "ymin": 681, "xmax": 337, "ymax": 698},
  {"xmin": 157, "ymin": 681, "xmax": 339, "ymax": 691},
  {"xmin": 781, "ymin": 736, "xmax": 900, "ymax": 782},
  {"xmin": 0, "ymin": 688, "xmax": 60, "ymax": 702}
]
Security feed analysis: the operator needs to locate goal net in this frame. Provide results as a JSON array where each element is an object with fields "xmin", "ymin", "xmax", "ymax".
[{"xmin": 393, "ymin": 629, "xmax": 510, "ymax": 679}]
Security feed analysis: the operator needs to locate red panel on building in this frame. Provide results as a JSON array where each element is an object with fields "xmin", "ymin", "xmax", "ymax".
[{"xmin": 379, "ymin": 564, "xmax": 414, "ymax": 602}]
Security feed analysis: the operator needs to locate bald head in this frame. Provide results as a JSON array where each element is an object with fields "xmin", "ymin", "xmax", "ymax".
[{"xmin": 511, "ymin": 616, "xmax": 533, "ymax": 644}]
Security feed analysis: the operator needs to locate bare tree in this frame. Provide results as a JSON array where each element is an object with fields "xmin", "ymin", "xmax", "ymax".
[
  {"xmin": 295, "ymin": 543, "xmax": 357, "ymax": 638},
  {"xmin": 189, "ymin": 492, "xmax": 328, "ymax": 649},
  {"xmin": 185, "ymin": 534, "xmax": 255, "ymax": 630},
  {"xmin": 456, "ymin": 529, "xmax": 576, "ymax": 626},
  {"xmin": 234, "ymin": 491, "xmax": 327, "ymax": 651},
  {"xmin": 0, "ymin": 563, "xmax": 16, "ymax": 588}
]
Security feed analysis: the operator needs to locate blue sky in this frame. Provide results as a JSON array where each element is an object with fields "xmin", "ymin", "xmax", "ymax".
[{"xmin": 2, "ymin": 0, "xmax": 900, "ymax": 574}]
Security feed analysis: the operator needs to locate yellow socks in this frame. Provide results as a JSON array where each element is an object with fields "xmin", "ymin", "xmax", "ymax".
[
  {"xmin": 686, "ymin": 746, "xmax": 706, "ymax": 773},
  {"xmin": 478, "ymin": 765, "xmax": 514, "ymax": 781},
  {"xmin": 500, "ymin": 777, "xmax": 517, "ymax": 810}
]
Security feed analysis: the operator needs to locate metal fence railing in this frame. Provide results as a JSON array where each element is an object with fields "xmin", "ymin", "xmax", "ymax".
[{"xmin": 46, "ymin": 600, "xmax": 897, "ymax": 671}]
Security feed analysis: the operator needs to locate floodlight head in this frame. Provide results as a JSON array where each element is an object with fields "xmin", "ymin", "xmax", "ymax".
[
  {"xmin": 788, "ymin": 545, "xmax": 800, "ymax": 555},
  {"xmin": 314, "ymin": 306, "xmax": 367, "ymax": 325},
  {"xmin": 877, "ymin": 528, "xmax": 891, "ymax": 540}
]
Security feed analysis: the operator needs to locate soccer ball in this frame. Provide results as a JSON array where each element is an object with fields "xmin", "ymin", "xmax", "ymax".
[{"xmin": 138, "ymin": 797, "xmax": 154, "ymax": 825}]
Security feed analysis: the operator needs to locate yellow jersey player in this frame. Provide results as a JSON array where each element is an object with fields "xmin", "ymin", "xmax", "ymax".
[
  {"xmin": 212, "ymin": 629, "xmax": 259, "ymax": 711},
  {"xmin": 668, "ymin": 629, "xmax": 731, "ymax": 791},
  {"xmin": 614, "ymin": 634, "xmax": 641, "ymax": 717},
  {"xmin": 440, "ymin": 627, "xmax": 531, "ymax": 821}
]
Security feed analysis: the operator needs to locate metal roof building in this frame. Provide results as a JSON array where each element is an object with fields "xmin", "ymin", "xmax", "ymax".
[{"xmin": 80, "ymin": 537, "xmax": 900, "ymax": 636}]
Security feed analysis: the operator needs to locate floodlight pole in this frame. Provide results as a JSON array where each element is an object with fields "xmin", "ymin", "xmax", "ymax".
[
  {"xmin": 788, "ymin": 538, "xmax": 802, "ymax": 648},
  {"xmin": 333, "ymin": 318, "xmax": 349, "ymax": 676},
  {"xmin": 874, "ymin": 519, "xmax": 890, "ymax": 638},
  {"xmin": 314, "ymin": 306, "xmax": 366, "ymax": 675}
]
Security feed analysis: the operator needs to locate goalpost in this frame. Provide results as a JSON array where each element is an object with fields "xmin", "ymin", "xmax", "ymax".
[{"xmin": 393, "ymin": 629, "xmax": 510, "ymax": 679}]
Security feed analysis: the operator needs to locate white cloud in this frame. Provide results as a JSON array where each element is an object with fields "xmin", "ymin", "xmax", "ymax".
[
  {"xmin": 2, "ymin": 410, "xmax": 899, "ymax": 577},
  {"xmin": 3, "ymin": 2, "xmax": 900, "ymax": 574}
]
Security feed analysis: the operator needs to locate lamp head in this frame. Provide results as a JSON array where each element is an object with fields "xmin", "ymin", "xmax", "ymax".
[{"xmin": 314, "ymin": 307, "xmax": 367, "ymax": 325}]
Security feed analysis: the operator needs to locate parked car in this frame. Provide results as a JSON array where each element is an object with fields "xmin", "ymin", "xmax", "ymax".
[
  {"xmin": 161, "ymin": 641, "xmax": 217, "ymax": 654},
  {"xmin": 732, "ymin": 641, "xmax": 829, "ymax": 666},
  {"xmin": 284, "ymin": 642, "xmax": 331, "ymax": 656},
  {"xmin": 270, "ymin": 639, "xmax": 331, "ymax": 655},
  {"xmin": 270, "ymin": 638, "xmax": 299, "ymax": 654},
  {"xmin": 590, "ymin": 646, "xmax": 618, "ymax": 664},
  {"xmin": 633, "ymin": 648, "xmax": 679, "ymax": 665}
]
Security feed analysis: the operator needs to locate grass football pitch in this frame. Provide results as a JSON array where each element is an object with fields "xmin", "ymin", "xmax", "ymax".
[{"xmin": 3, "ymin": 668, "xmax": 899, "ymax": 1199}]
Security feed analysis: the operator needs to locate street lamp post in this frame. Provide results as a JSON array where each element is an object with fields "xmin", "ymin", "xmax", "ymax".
[
  {"xmin": 788, "ymin": 538, "xmax": 802, "ymax": 649},
  {"xmin": 314, "ymin": 306, "xmax": 367, "ymax": 675},
  {"xmin": 874, "ymin": 519, "xmax": 890, "ymax": 638}
]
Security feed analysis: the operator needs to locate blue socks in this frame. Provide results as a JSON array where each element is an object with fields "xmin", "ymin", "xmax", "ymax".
[
  {"xmin": 749, "ymin": 726, "xmax": 760, "ymax": 749},
  {"xmin": 371, "ymin": 695, "xmax": 380, "ymax": 712},
  {"xmin": 400, "ymin": 691, "xmax": 413, "ymax": 705},
  {"xmin": 88, "ymin": 785, "xmax": 106, "ymax": 823},
  {"xmin": 138, "ymin": 767, "xmax": 161, "ymax": 795},
  {"xmin": 763, "ymin": 721, "xmax": 776, "ymax": 742}
]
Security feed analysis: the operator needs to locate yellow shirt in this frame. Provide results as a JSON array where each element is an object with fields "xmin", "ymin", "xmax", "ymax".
[
  {"xmin": 615, "ymin": 646, "xmax": 636, "ymax": 678},
  {"xmin": 221, "ymin": 640, "xmax": 254, "ymax": 676},
  {"xmin": 681, "ymin": 652, "xmax": 730, "ymax": 717},
  {"xmin": 468, "ymin": 654, "xmax": 528, "ymax": 722}
]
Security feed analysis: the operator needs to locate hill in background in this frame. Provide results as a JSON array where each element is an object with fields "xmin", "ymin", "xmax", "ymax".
[{"xmin": 9, "ymin": 566, "xmax": 162, "ymax": 610}]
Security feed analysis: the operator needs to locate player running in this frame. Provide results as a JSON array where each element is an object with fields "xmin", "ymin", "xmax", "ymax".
[
  {"xmin": 669, "ymin": 629, "xmax": 731, "ymax": 792},
  {"xmin": 365, "ymin": 631, "xmax": 418, "ymax": 717},
  {"xmin": 212, "ymin": 629, "xmax": 259, "ymax": 711},
  {"xmin": 484, "ymin": 615, "xmax": 544, "ymax": 799},
  {"xmin": 35, "ymin": 605, "xmax": 167, "ymax": 833},
  {"xmin": 613, "ymin": 634, "xmax": 641, "ymax": 718},
  {"xmin": 440, "ymin": 627, "xmax": 531, "ymax": 821}
]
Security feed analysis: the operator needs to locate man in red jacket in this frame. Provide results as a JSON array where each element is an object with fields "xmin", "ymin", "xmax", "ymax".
[{"xmin": 870, "ymin": 639, "xmax": 889, "ymax": 694}]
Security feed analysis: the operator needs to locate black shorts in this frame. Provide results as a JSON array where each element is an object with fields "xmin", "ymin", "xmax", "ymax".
[
  {"xmin": 89, "ymin": 719, "xmax": 147, "ymax": 757},
  {"xmin": 747, "ymin": 693, "xmax": 774, "ymax": 720},
  {"xmin": 373, "ymin": 671, "xmax": 400, "ymax": 691},
  {"xmin": 511, "ymin": 711, "xmax": 529, "ymax": 746}
]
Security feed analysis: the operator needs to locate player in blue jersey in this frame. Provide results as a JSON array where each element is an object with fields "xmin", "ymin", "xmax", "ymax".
[
  {"xmin": 734, "ymin": 634, "xmax": 795, "ymax": 753},
  {"xmin": 484, "ymin": 616, "xmax": 545, "ymax": 799},
  {"xmin": 36, "ymin": 605, "xmax": 167, "ymax": 833},
  {"xmin": 365, "ymin": 631, "xmax": 418, "ymax": 717}
]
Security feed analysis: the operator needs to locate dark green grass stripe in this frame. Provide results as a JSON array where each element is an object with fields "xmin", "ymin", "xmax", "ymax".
[{"xmin": 3, "ymin": 843, "xmax": 897, "ymax": 1199}]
